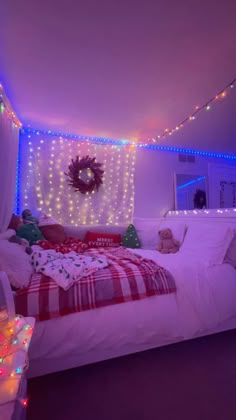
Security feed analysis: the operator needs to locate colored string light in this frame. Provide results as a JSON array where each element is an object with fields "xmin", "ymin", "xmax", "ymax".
[
  {"xmin": 21, "ymin": 127, "xmax": 236, "ymax": 159},
  {"xmin": 152, "ymin": 78, "xmax": 236, "ymax": 142}
]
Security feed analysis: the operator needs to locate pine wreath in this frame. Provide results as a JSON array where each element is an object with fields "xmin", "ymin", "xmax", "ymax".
[{"xmin": 65, "ymin": 155, "xmax": 104, "ymax": 194}]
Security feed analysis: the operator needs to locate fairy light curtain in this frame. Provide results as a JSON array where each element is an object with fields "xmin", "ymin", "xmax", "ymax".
[{"xmin": 19, "ymin": 131, "xmax": 136, "ymax": 225}]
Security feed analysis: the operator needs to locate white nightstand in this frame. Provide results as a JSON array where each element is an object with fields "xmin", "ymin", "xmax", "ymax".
[{"xmin": 0, "ymin": 317, "xmax": 35, "ymax": 420}]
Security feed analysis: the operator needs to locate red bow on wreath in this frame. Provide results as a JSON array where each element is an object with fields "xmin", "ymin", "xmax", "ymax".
[{"xmin": 65, "ymin": 155, "xmax": 104, "ymax": 194}]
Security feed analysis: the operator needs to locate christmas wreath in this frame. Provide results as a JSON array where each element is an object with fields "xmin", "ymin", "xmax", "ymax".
[{"xmin": 65, "ymin": 155, "xmax": 104, "ymax": 194}]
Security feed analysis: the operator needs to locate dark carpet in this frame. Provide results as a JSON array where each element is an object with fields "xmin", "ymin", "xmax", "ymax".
[{"xmin": 27, "ymin": 329, "xmax": 236, "ymax": 420}]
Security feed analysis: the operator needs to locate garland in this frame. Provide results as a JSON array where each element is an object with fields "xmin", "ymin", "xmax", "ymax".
[{"xmin": 65, "ymin": 155, "xmax": 104, "ymax": 194}]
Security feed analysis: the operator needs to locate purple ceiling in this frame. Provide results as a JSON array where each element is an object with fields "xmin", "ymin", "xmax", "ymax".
[{"xmin": 1, "ymin": 0, "xmax": 236, "ymax": 152}]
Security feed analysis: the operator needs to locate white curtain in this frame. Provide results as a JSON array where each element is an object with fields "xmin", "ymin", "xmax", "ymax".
[{"xmin": 0, "ymin": 109, "xmax": 19, "ymax": 232}]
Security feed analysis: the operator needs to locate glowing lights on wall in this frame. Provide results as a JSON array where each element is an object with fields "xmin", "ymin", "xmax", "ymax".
[
  {"xmin": 167, "ymin": 208, "xmax": 236, "ymax": 217},
  {"xmin": 19, "ymin": 131, "xmax": 136, "ymax": 225},
  {"xmin": 151, "ymin": 78, "xmax": 236, "ymax": 143},
  {"xmin": 22, "ymin": 128, "xmax": 236, "ymax": 160}
]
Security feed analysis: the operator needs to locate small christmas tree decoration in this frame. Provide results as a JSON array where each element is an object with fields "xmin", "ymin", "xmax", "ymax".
[{"xmin": 121, "ymin": 224, "xmax": 141, "ymax": 249}]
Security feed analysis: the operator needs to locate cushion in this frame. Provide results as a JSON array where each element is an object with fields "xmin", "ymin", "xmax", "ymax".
[
  {"xmin": 16, "ymin": 224, "xmax": 44, "ymax": 246},
  {"xmin": 0, "ymin": 229, "xmax": 16, "ymax": 240},
  {"xmin": 224, "ymin": 233, "xmax": 236, "ymax": 268},
  {"xmin": 84, "ymin": 231, "xmax": 121, "ymax": 247},
  {"xmin": 0, "ymin": 240, "xmax": 33, "ymax": 288},
  {"xmin": 158, "ymin": 221, "xmax": 187, "ymax": 246},
  {"xmin": 8, "ymin": 214, "xmax": 22, "ymax": 231},
  {"xmin": 180, "ymin": 223, "xmax": 234, "ymax": 266},
  {"xmin": 38, "ymin": 214, "xmax": 58, "ymax": 227},
  {"xmin": 133, "ymin": 217, "xmax": 162, "ymax": 249},
  {"xmin": 39, "ymin": 224, "xmax": 66, "ymax": 244},
  {"xmin": 121, "ymin": 224, "xmax": 141, "ymax": 248}
]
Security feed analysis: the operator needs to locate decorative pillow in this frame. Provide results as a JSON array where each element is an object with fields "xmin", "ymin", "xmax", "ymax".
[
  {"xmin": 121, "ymin": 224, "xmax": 141, "ymax": 248},
  {"xmin": 84, "ymin": 231, "xmax": 121, "ymax": 247},
  {"xmin": 0, "ymin": 240, "xmax": 33, "ymax": 288},
  {"xmin": 39, "ymin": 224, "xmax": 66, "ymax": 244},
  {"xmin": 16, "ymin": 224, "xmax": 44, "ymax": 246},
  {"xmin": 38, "ymin": 214, "xmax": 58, "ymax": 226},
  {"xmin": 224, "ymin": 233, "xmax": 236, "ymax": 268},
  {"xmin": 0, "ymin": 229, "xmax": 16, "ymax": 240},
  {"xmin": 133, "ymin": 217, "xmax": 162, "ymax": 249},
  {"xmin": 180, "ymin": 223, "xmax": 234, "ymax": 266},
  {"xmin": 8, "ymin": 214, "xmax": 22, "ymax": 231}
]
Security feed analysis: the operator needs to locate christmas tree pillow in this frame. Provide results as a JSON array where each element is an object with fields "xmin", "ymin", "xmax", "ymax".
[{"xmin": 121, "ymin": 224, "xmax": 141, "ymax": 249}]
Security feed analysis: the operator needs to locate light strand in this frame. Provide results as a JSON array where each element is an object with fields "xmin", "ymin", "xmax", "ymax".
[
  {"xmin": 21, "ymin": 128, "xmax": 236, "ymax": 160},
  {"xmin": 151, "ymin": 78, "xmax": 236, "ymax": 142}
]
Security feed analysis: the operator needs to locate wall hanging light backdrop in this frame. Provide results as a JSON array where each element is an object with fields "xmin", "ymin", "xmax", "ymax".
[{"xmin": 19, "ymin": 131, "xmax": 136, "ymax": 225}]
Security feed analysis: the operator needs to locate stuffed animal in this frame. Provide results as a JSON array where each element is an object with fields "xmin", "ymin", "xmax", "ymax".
[
  {"xmin": 157, "ymin": 228, "xmax": 180, "ymax": 254},
  {"xmin": 16, "ymin": 223, "xmax": 44, "ymax": 246},
  {"xmin": 9, "ymin": 235, "xmax": 33, "ymax": 255},
  {"xmin": 22, "ymin": 209, "xmax": 39, "ymax": 226}
]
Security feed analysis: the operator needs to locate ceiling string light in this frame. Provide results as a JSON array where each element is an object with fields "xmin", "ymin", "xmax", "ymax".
[
  {"xmin": 151, "ymin": 77, "xmax": 236, "ymax": 142},
  {"xmin": 1, "ymin": 75, "xmax": 235, "ymax": 156}
]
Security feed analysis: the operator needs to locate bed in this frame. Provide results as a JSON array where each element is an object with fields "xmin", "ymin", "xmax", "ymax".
[{"xmin": 1, "ymin": 210, "xmax": 236, "ymax": 378}]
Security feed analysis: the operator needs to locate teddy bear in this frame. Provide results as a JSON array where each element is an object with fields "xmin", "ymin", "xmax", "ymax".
[{"xmin": 157, "ymin": 228, "xmax": 180, "ymax": 254}]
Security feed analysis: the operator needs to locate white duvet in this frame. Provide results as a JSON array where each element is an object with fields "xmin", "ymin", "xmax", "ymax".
[
  {"xmin": 132, "ymin": 249, "xmax": 236, "ymax": 334},
  {"xmin": 28, "ymin": 248, "xmax": 236, "ymax": 378}
]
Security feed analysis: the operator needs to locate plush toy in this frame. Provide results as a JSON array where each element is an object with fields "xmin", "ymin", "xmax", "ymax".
[
  {"xmin": 9, "ymin": 235, "xmax": 33, "ymax": 255},
  {"xmin": 157, "ymin": 228, "xmax": 180, "ymax": 254},
  {"xmin": 22, "ymin": 209, "xmax": 39, "ymax": 226},
  {"xmin": 16, "ymin": 223, "xmax": 44, "ymax": 246},
  {"xmin": 121, "ymin": 224, "xmax": 141, "ymax": 249}
]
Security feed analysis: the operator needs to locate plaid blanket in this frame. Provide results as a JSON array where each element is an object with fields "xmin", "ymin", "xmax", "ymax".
[{"xmin": 14, "ymin": 247, "xmax": 176, "ymax": 321}]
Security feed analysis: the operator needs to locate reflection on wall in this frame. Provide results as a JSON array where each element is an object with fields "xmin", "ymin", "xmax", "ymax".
[{"xmin": 175, "ymin": 174, "xmax": 207, "ymax": 210}]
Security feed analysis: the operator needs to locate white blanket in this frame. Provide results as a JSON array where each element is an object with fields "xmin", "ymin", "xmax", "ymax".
[{"xmin": 32, "ymin": 249, "xmax": 108, "ymax": 290}]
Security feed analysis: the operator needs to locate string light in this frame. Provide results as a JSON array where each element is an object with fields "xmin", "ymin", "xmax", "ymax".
[
  {"xmin": 0, "ymin": 316, "xmax": 33, "ymax": 410},
  {"xmin": 18, "ymin": 131, "xmax": 136, "ymax": 225},
  {"xmin": 152, "ymin": 77, "xmax": 236, "ymax": 142},
  {"xmin": 168, "ymin": 208, "xmax": 236, "ymax": 216}
]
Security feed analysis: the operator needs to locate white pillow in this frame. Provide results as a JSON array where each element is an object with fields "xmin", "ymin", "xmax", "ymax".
[
  {"xmin": 0, "ymin": 240, "xmax": 33, "ymax": 289},
  {"xmin": 224, "ymin": 231, "xmax": 236, "ymax": 268},
  {"xmin": 158, "ymin": 221, "xmax": 187, "ymax": 247},
  {"xmin": 133, "ymin": 218, "xmax": 162, "ymax": 249},
  {"xmin": 0, "ymin": 229, "xmax": 16, "ymax": 240},
  {"xmin": 180, "ymin": 223, "xmax": 234, "ymax": 265}
]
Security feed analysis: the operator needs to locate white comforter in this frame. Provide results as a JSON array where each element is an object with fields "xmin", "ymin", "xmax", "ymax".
[
  {"xmin": 132, "ymin": 249, "xmax": 236, "ymax": 334},
  {"xmin": 28, "ymin": 248, "xmax": 236, "ymax": 377}
]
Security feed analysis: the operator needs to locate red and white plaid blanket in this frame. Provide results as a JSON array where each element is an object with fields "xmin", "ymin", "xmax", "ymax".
[{"xmin": 14, "ymin": 247, "xmax": 176, "ymax": 321}]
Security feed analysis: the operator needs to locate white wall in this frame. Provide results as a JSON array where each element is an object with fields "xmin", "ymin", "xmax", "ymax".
[{"xmin": 133, "ymin": 149, "xmax": 236, "ymax": 217}]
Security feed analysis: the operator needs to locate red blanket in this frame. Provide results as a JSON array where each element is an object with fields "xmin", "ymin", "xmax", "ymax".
[{"xmin": 15, "ymin": 247, "xmax": 176, "ymax": 321}]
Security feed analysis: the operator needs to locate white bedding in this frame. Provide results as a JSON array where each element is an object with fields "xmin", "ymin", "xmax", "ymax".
[{"xmin": 27, "ymin": 249, "xmax": 236, "ymax": 378}]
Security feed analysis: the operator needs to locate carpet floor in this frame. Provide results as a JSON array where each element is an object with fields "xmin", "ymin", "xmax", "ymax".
[{"xmin": 27, "ymin": 329, "xmax": 236, "ymax": 420}]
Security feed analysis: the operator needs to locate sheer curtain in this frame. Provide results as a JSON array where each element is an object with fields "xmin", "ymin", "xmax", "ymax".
[{"xmin": 0, "ymin": 108, "xmax": 19, "ymax": 232}]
